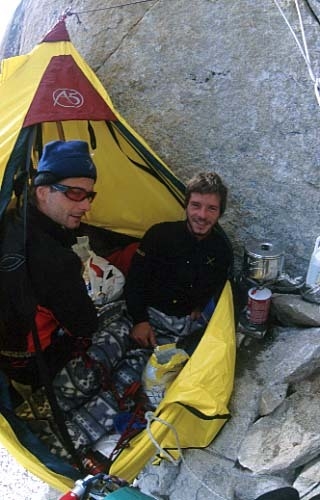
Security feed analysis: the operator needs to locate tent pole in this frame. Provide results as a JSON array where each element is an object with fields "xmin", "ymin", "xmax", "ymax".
[{"xmin": 56, "ymin": 122, "xmax": 66, "ymax": 141}]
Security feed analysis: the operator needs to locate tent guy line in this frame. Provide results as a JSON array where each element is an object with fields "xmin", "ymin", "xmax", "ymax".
[{"xmin": 65, "ymin": 0, "xmax": 156, "ymax": 20}]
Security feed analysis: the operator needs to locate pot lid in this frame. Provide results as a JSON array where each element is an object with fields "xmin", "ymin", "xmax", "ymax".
[{"xmin": 244, "ymin": 239, "xmax": 284, "ymax": 259}]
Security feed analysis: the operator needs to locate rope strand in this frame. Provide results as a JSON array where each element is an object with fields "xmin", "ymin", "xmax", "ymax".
[
  {"xmin": 273, "ymin": 0, "xmax": 320, "ymax": 105},
  {"xmin": 66, "ymin": 0, "xmax": 155, "ymax": 17},
  {"xmin": 294, "ymin": 0, "xmax": 315, "ymax": 81},
  {"xmin": 145, "ymin": 412, "xmax": 227, "ymax": 500},
  {"xmin": 304, "ymin": 0, "xmax": 320, "ymax": 27}
]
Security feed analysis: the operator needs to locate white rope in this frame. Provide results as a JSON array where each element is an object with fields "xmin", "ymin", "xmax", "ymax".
[
  {"xmin": 273, "ymin": 0, "xmax": 320, "ymax": 105},
  {"xmin": 145, "ymin": 411, "xmax": 227, "ymax": 500},
  {"xmin": 273, "ymin": 0, "xmax": 312, "ymax": 75},
  {"xmin": 294, "ymin": 0, "xmax": 315, "ymax": 81},
  {"xmin": 145, "ymin": 411, "xmax": 181, "ymax": 466}
]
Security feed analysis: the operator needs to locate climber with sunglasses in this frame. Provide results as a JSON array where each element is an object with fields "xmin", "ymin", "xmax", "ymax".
[
  {"xmin": 32, "ymin": 141, "xmax": 98, "ymax": 230},
  {"xmin": 0, "ymin": 140, "xmax": 134, "ymax": 458},
  {"xmin": 0, "ymin": 141, "xmax": 102, "ymax": 384}
]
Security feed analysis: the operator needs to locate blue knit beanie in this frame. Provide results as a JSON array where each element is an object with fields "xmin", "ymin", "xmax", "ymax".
[{"xmin": 34, "ymin": 140, "xmax": 97, "ymax": 185}]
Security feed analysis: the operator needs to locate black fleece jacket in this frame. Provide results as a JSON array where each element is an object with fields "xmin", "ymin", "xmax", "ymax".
[
  {"xmin": 125, "ymin": 220, "xmax": 233, "ymax": 325},
  {"xmin": 26, "ymin": 205, "xmax": 98, "ymax": 338},
  {"xmin": 0, "ymin": 206, "xmax": 98, "ymax": 351}
]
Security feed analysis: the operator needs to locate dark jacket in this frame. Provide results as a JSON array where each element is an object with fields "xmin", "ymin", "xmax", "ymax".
[
  {"xmin": 125, "ymin": 220, "xmax": 233, "ymax": 325},
  {"xmin": 0, "ymin": 205, "xmax": 98, "ymax": 355}
]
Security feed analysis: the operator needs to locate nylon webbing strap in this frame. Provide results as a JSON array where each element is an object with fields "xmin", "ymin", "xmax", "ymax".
[{"xmin": 30, "ymin": 321, "xmax": 84, "ymax": 472}]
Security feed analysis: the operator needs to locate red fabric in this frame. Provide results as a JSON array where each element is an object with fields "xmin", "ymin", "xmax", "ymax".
[
  {"xmin": 23, "ymin": 55, "xmax": 116, "ymax": 127},
  {"xmin": 89, "ymin": 257, "xmax": 104, "ymax": 278},
  {"xmin": 26, "ymin": 305, "xmax": 61, "ymax": 352},
  {"xmin": 106, "ymin": 242, "xmax": 139, "ymax": 276},
  {"xmin": 41, "ymin": 18, "xmax": 70, "ymax": 43}
]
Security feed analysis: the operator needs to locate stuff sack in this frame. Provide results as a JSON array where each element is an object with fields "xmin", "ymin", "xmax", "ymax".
[
  {"xmin": 142, "ymin": 343, "xmax": 189, "ymax": 408},
  {"xmin": 86, "ymin": 252, "xmax": 125, "ymax": 305},
  {"xmin": 72, "ymin": 237, "xmax": 125, "ymax": 306}
]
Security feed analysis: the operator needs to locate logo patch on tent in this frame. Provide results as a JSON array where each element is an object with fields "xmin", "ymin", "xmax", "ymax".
[
  {"xmin": 23, "ymin": 55, "xmax": 116, "ymax": 125},
  {"xmin": 53, "ymin": 89, "xmax": 84, "ymax": 108}
]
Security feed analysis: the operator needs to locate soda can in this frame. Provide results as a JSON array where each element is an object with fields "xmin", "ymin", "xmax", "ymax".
[{"xmin": 246, "ymin": 287, "xmax": 272, "ymax": 325}]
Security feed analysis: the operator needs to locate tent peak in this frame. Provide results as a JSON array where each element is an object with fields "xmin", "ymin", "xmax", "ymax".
[{"xmin": 41, "ymin": 18, "xmax": 70, "ymax": 43}]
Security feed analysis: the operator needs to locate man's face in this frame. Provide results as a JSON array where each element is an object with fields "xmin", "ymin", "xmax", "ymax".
[
  {"xmin": 186, "ymin": 192, "xmax": 221, "ymax": 240},
  {"xmin": 36, "ymin": 177, "xmax": 95, "ymax": 229}
]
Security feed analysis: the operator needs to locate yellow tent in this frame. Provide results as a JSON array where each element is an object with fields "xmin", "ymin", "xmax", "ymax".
[
  {"xmin": 0, "ymin": 18, "xmax": 185, "ymax": 233},
  {"xmin": 0, "ymin": 18, "xmax": 236, "ymax": 494},
  {"xmin": 110, "ymin": 280, "xmax": 235, "ymax": 483}
]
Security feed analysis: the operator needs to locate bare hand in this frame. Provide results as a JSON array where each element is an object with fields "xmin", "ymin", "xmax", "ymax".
[{"xmin": 130, "ymin": 321, "xmax": 157, "ymax": 348}]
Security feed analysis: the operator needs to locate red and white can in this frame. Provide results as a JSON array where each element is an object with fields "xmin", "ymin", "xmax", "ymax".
[{"xmin": 246, "ymin": 287, "xmax": 272, "ymax": 325}]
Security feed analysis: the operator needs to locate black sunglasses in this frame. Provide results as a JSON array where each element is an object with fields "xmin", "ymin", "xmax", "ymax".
[{"xmin": 51, "ymin": 184, "xmax": 97, "ymax": 202}]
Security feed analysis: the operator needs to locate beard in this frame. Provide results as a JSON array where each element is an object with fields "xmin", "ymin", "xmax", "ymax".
[{"xmin": 186, "ymin": 216, "xmax": 213, "ymax": 240}]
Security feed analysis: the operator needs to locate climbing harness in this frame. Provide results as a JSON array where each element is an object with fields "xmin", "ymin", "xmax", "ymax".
[{"xmin": 273, "ymin": 0, "xmax": 320, "ymax": 105}]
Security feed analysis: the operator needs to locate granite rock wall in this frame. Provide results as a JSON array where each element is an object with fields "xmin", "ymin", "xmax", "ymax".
[
  {"xmin": 136, "ymin": 296, "xmax": 320, "ymax": 500},
  {"xmin": 1, "ymin": 0, "xmax": 320, "ymax": 276},
  {"xmin": 1, "ymin": 4, "xmax": 320, "ymax": 497}
]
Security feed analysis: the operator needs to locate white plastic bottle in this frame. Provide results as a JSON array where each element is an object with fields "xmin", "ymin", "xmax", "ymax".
[{"xmin": 306, "ymin": 236, "xmax": 320, "ymax": 286}]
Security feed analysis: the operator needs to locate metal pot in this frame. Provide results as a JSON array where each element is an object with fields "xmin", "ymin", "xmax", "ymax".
[{"xmin": 243, "ymin": 239, "xmax": 284, "ymax": 283}]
